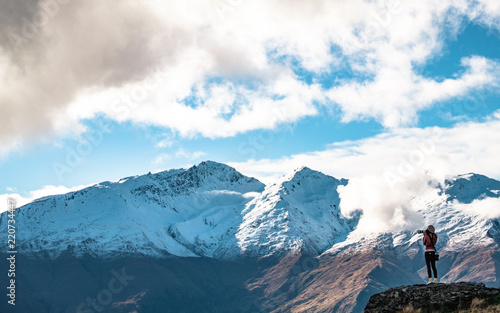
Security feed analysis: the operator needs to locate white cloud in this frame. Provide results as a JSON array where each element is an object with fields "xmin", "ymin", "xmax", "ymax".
[
  {"xmin": 230, "ymin": 112, "xmax": 500, "ymax": 233},
  {"xmin": 155, "ymin": 137, "xmax": 176, "ymax": 149},
  {"xmin": 0, "ymin": 184, "xmax": 88, "ymax": 213},
  {"xmin": 453, "ymin": 197, "xmax": 500, "ymax": 219},
  {"xmin": 328, "ymin": 56, "xmax": 499, "ymax": 128},
  {"xmin": 152, "ymin": 148, "xmax": 206, "ymax": 165},
  {"xmin": 1, "ymin": 0, "xmax": 500, "ymax": 155},
  {"xmin": 338, "ymin": 173, "xmax": 429, "ymax": 234},
  {"xmin": 152, "ymin": 153, "xmax": 171, "ymax": 165},
  {"xmin": 175, "ymin": 148, "xmax": 206, "ymax": 160},
  {"xmin": 471, "ymin": 0, "xmax": 500, "ymax": 29},
  {"xmin": 231, "ymin": 112, "xmax": 500, "ymax": 184}
]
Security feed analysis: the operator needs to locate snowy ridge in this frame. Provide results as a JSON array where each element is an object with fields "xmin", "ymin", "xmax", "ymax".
[
  {"xmin": 325, "ymin": 174, "xmax": 500, "ymax": 258},
  {"xmin": 442, "ymin": 173, "xmax": 500, "ymax": 203},
  {"xmin": 2, "ymin": 161, "xmax": 500, "ymax": 260},
  {"xmin": 236, "ymin": 167, "xmax": 353, "ymax": 257},
  {"xmin": 4, "ymin": 161, "xmax": 266, "ymax": 259}
]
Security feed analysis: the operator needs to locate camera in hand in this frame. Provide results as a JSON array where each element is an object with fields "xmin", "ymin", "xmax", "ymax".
[{"xmin": 417, "ymin": 230, "xmax": 426, "ymax": 234}]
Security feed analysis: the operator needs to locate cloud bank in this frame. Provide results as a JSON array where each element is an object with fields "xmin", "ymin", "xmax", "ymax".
[
  {"xmin": 231, "ymin": 111, "xmax": 500, "ymax": 182},
  {"xmin": 454, "ymin": 197, "xmax": 500, "ymax": 219},
  {"xmin": 231, "ymin": 111, "xmax": 500, "ymax": 233},
  {"xmin": 1, "ymin": 0, "xmax": 500, "ymax": 156}
]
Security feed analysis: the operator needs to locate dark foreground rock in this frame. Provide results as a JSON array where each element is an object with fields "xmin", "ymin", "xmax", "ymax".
[{"xmin": 364, "ymin": 282, "xmax": 500, "ymax": 313}]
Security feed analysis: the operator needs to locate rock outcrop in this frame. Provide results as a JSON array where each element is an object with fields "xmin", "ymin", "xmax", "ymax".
[{"xmin": 365, "ymin": 282, "xmax": 500, "ymax": 313}]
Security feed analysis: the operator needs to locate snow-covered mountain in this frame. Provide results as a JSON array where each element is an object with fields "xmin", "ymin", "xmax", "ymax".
[
  {"xmin": 325, "ymin": 172, "xmax": 500, "ymax": 257},
  {"xmin": 5, "ymin": 161, "xmax": 266, "ymax": 258},
  {"xmin": 2, "ymin": 161, "xmax": 500, "ymax": 313},
  {"xmin": 321, "ymin": 171, "xmax": 500, "ymax": 288},
  {"xmin": 236, "ymin": 166, "xmax": 354, "ymax": 257},
  {"xmin": 2, "ymin": 162, "xmax": 500, "ymax": 263},
  {"xmin": 2, "ymin": 161, "xmax": 355, "ymax": 259},
  {"xmin": 443, "ymin": 173, "xmax": 500, "ymax": 203}
]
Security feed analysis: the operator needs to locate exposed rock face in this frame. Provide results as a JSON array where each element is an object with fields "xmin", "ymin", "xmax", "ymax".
[{"xmin": 364, "ymin": 282, "xmax": 500, "ymax": 313}]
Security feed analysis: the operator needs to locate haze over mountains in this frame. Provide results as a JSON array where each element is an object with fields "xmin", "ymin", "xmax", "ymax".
[{"xmin": 1, "ymin": 161, "xmax": 500, "ymax": 312}]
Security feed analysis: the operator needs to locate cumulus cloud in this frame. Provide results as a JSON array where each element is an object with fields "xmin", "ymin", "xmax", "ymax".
[
  {"xmin": 471, "ymin": 0, "xmax": 500, "ymax": 29},
  {"xmin": 1, "ymin": 0, "xmax": 500, "ymax": 156},
  {"xmin": 230, "ymin": 111, "xmax": 500, "ymax": 233},
  {"xmin": 0, "ymin": 0, "xmax": 170, "ymax": 153},
  {"xmin": 338, "ymin": 173, "xmax": 432, "ymax": 234},
  {"xmin": 453, "ymin": 197, "xmax": 500, "ymax": 219},
  {"xmin": 328, "ymin": 56, "xmax": 499, "ymax": 128},
  {"xmin": 230, "ymin": 112, "xmax": 500, "ymax": 183}
]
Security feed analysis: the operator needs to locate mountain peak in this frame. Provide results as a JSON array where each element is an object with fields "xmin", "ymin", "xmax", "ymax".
[
  {"xmin": 293, "ymin": 166, "xmax": 319, "ymax": 175},
  {"xmin": 236, "ymin": 166, "xmax": 353, "ymax": 257},
  {"xmin": 119, "ymin": 161, "xmax": 249, "ymax": 188},
  {"xmin": 443, "ymin": 173, "xmax": 500, "ymax": 204},
  {"xmin": 184, "ymin": 161, "xmax": 264, "ymax": 190},
  {"xmin": 281, "ymin": 166, "xmax": 347, "ymax": 188},
  {"xmin": 189, "ymin": 160, "xmax": 247, "ymax": 179},
  {"xmin": 285, "ymin": 166, "xmax": 325, "ymax": 182},
  {"xmin": 292, "ymin": 166, "xmax": 316, "ymax": 176},
  {"xmin": 196, "ymin": 160, "xmax": 232, "ymax": 170}
]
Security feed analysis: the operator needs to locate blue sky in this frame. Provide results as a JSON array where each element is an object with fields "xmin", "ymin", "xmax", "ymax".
[{"xmin": 1, "ymin": 0, "xmax": 500, "ymax": 211}]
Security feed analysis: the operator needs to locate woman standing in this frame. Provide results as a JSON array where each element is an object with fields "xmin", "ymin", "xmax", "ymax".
[{"xmin": 423, "ymin": 225, "xmax": 438, "ymax": 284}]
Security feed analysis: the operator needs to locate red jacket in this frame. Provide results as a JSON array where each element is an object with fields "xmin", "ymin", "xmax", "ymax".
[{"xmin": 423, "ymin": 232, "xmax": 437, "ymax": 252}]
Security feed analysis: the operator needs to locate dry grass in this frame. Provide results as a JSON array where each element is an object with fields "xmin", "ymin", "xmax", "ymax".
[
  {"xmin": 457, "ymin": 298, "xmax": 500, "ymax": 313},
  {"xmin": 398, "ymin": 306, "xmax": 421, "ymax": 313},
  {"xmin": 458, "ymin": 305, "xmax": 500, "ymax": 313},
  {"xmin": 471, "ymin": 298, "xmax": 486, "ymax": 312}
]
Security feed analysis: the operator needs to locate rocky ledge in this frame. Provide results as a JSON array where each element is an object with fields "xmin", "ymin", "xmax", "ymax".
[{"xmin": 364, "ymin": 282, "xmax": 500, "ymax": 313}]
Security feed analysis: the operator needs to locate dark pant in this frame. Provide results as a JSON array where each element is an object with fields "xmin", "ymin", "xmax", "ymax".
[{"xmin": 425, "ymin": 251, "xmax": 437, "ymax": 278}]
